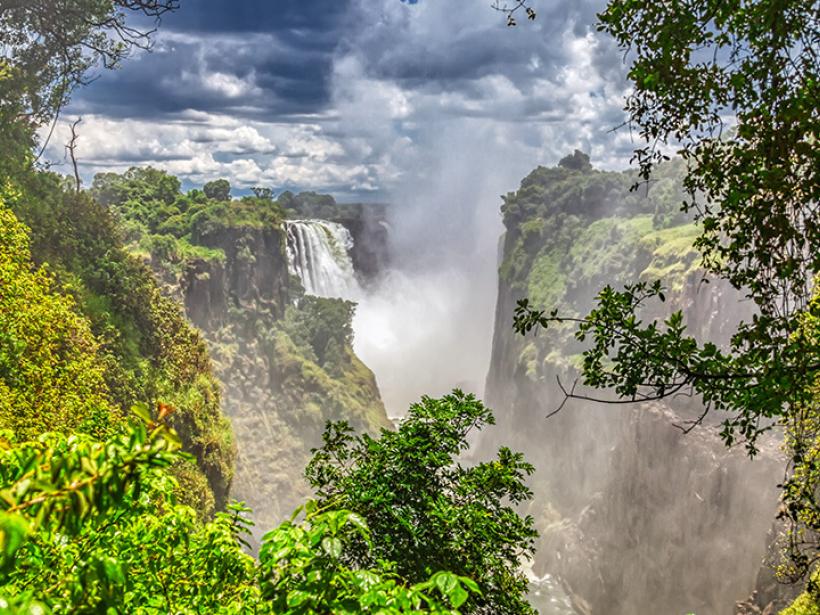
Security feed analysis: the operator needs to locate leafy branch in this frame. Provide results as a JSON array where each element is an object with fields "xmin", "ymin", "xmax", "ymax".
[{"xmin": 514, "ymin": 280, "xmax": 820, "ymax": 455}]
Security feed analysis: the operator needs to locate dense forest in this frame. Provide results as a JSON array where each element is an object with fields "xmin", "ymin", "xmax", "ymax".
[{"xmin": 0, "ymin": 0, "xmax": 816, "ymax": 614}]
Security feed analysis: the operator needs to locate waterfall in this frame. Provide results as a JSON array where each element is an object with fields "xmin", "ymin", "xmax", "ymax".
[{"xmin": 285, "ymin": 219, "xmax": 362, "ymax": 300}]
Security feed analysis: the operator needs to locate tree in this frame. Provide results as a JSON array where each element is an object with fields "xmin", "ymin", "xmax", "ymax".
[
  {"xmin": 557, "ymin": 149, "xmax": 592, "ymax": 172},
  {"xmin": 0, "ymin": 411, "xmax": 479, "ymax": 613},
  {"xmin": 514, "ymin": 0, "xmax": 819, "ymax": 582},
  {"xmin": 490, "ymin": 1, "xmax": 537, "ymax": 27},
  {"xmin": 306, "ymin": 391, "xmax": 538, "ymax": 615},
  {"xmin": 251, "ymin": 186, "xmax": 276, "ymax": 201},
  {"xmin": 0, "ymin": 0, "xmax": 178, "ymax": 128},
  {"xmin": 282, "ymin": 297, "xmax": 356, "ymax": 365},
  {"xmin": 0, "ymin": 195, "xmax": 119, "ymax": 441},
  {"xmin": 204, "ymin": 179, "xmax": 232, "ymax": 202}
]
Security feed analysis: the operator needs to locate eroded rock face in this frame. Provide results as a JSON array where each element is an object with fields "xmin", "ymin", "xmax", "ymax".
[
  {"xmin": 544, "ymin": 404, "xmax": 780, "ymax": 615},
  {"xmin": 183, "ymin": 226, "xmax": 290, "ymax": 330},
  {"xmin": 157, "ymin": 221, "xmax": 388, "ymax": 545},
  {"xmin": 486, "ymin": 272, "xmax": 783, "ymax": 614},
  {"xmin": 733, "ymin": 522, "xmax": 803, "ymax": 615},
  {"xmin": 482, "ymin": 162, "xmax": 785, "ymax": 615}
]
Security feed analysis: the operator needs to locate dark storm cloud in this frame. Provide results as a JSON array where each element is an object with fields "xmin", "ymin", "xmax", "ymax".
[
  {"xmin": 70, "ymin": 0, "xmax": 619, "ymax": 126},
  {"xmin": 345, "ymin": 0, "xmax": 605, "ymax": 89},
  {"xmin": 69, "ymin": 0, "xmax": 352, "ymax": 119},
  {"xmin": 160, "ymin": 0, "xmax": 350, "ymax": 34}
]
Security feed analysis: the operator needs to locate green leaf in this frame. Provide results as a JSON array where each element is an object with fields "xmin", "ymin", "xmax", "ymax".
[
  {"xmin": 130, "ymin": 403, "xmax": 152, "ymax": 424},
  {"xmin": 322, "ymin": 536, "xmax": 342, "ymax": 559}
]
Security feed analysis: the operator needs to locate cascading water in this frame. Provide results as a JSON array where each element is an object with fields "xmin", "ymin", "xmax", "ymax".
[{"xmin": 285, "ymin": 219, "xmax": 362, "ymax": 300}]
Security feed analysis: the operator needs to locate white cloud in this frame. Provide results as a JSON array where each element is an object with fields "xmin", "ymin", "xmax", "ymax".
[
  {"xmin": 42, "ymin": 114, "xmax": 376, "ymax": 194},
  {"xmin": 48, "ymin": 0, "xmax": 633, "ymax": 198}
]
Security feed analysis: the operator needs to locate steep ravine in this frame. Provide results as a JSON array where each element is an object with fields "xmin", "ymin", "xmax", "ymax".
[{"xmin": 482, "ymin": 155, "xmax": 786, "ymax": 615}]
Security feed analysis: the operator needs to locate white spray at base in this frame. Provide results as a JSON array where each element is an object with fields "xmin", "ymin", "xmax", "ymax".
[{"xmin": 285, "ymin": 220, "xmax": 362, "ymax": 300}]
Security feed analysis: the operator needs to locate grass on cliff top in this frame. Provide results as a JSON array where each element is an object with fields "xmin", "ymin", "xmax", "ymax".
[
  {"xmin": 568, "ymin": 214, "xmax": 654, "ymax": 283},
  {"xmin": 525, "ymin": 215, "xmax": 655, "ymax": 312},
  {"xmin": 524, "ymin": 216, "xmax": 700, "ymax": 313}
]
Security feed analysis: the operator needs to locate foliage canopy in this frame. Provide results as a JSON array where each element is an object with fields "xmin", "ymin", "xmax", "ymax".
[
  {"xmin": 0, "ymin": 412, "xmax": 482, "ymax": 614},
  {"xmin": 307, "ymin": 390, "xmax": 538, "ymax": 615}
]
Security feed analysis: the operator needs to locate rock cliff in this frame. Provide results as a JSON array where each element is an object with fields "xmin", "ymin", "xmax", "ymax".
[{"xmin": 482, "ymin": 155, "xmax": 785, "ymax": 615}]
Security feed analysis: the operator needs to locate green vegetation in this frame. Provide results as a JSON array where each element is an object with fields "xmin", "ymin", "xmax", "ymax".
[
  {"xmin": 0, "ymin": 176, "xmax": 235, "ymax": 514},
  {"xmin": 499, "ymin": 154, "xmax": 690, "ymax": 295},
  {"xmin": 90, "ymin": 165, "xmax": 390, "ymax": 533},
  {"xmin": 515, "ymin": 0, "xmax": 819, "ymax": 610},
  {"xmin": 0, "ymin": 174, "xmax": 527, "ymax": 609},
  {"xmin": 279, "ymin": 190, "xmax": 387, "ymax": 227},
  {"xmin": 0, "ymin": 413, "xmax": 482, "ymax": 613},
  {"xmin": 307, "ymin": 391, "xmax": 538, "ymax": 615},
  {"xmin": 274, "ymin": 297, "xmax": 388, "ymax": 431},
  {"xmin": 91, "ymin": 168, "xmax": 285, "ymax": 276},
  {"xmin": 497, "ymin": 154, "xmax": 703, "ymax": 383},
  {"xmin": 9, "ymin": 0, "xmax": 814, "ymax": 611},
  {"xmin": 0, "ymin": 1, "xmax": 236, "ymax": 515},
  {"xmin": 0, "ymin": 195, "xmax": 119, "ymax": 441},
  {"xmin": 639, "ymin": 224, "xmax": 701, "ymax": 292},
  {"xmin": 781, "ymin": 571, "xmax": 820, "ymax": 615}
]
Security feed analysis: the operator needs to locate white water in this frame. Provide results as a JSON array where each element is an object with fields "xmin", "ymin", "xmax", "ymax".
[
  {"xmin": 285, "ymin": 219, "xmax": 362, "ymax": 300},
  {"xmin": 526, "ymin": 569, "xmax": 577, "ymax": 615}
]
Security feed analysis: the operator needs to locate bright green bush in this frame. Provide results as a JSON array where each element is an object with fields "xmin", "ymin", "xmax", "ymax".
[
  {"xmin": 0, "ymin": 413, "xmax": 479, "ymax": 614},
  {"xmin": 0, "ymin": 197, "xmax": 119, "ymax": 440},
  {"xmin": 307, "ymin": 390, "xmax": 538, "ymax": 615},
  {"xmin": 5, "ymin": 171, "xmax": 236, "ymax": 512}
]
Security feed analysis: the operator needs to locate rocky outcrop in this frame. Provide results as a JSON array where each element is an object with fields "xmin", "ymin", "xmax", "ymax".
[
  {"xmin": 183, "ymin": 225, "xmax": 289, "ymax": 330},
  {"xmin": 482, "ymin": 160, "xmax": 785, "ymax": 615},
  {"xmin": 734, "ymin": 524, "xmax": 803, "ymax": 614},
  {"xmin": 342, "ymin": 207, "xmax": 390, "ymax": 284}
]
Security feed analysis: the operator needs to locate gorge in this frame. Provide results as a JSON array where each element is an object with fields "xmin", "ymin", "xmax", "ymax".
[
  {"xmin": 118, "ymin": 153, "xmax": 789, "ymax": 613},
  {"xmin": 157, "ymin": 155, "xmax": 790, "ymax": 612},
  {"xmin": 0, "ymin": 153, "xmax": 797, "ymax": 614},
  {"xmin": 1, "ymin": 0, "xmax": 814, "ymax": 611}
]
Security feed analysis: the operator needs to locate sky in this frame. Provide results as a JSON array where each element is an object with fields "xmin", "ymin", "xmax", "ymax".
[
  {"xmin": 46, "ymin": 0, "xmax": 638, "ymax": 414},
  {"xmin": 46, "ymin": 0, "xmax": 635, "ymax": 200}
]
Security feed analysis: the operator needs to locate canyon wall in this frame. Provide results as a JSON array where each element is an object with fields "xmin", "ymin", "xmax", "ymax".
[
  {"xmin": 176, "ymin": 216, "xmax": 388, "ymax": 543},
  {"xmin": 482, "ymin": 154, "xmax": 785, "ymax": 615}
]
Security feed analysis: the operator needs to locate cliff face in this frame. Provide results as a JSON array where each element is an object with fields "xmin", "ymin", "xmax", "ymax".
[
  {"xmin": 164, "ymin": 217, "xmax": 388, "ymax": 542},
  {"xmin": 483, "ymin": 157, "xmax": 783, "ymax": 615},
  {"xmin": 90, "ymin": 169, "xmax": 390, "ymax": 537},
  {"xmin": 182, "ymin": 225, "xmax": 289, "ymax": 330}
]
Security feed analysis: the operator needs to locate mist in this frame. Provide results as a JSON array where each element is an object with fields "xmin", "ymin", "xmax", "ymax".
[
  {"xmin": 326, "ymin": 0, "xmax": 634, "ymax": 416},
  {"xmin": 350, "ymin": 118, "xmax": 540, "ymax": 416}
]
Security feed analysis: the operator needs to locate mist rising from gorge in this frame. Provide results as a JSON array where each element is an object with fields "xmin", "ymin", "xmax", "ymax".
[
  {"xmin": 351, "ymin": 120, "xmax": 534, "ymax": 417},
  {"xmin": 330, "ymin": 0, "xmax": 634, "ymax": 416}
]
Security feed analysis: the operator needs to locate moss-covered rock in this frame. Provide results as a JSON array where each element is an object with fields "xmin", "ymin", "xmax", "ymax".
[{"xmin": 781, "ymin": 573, "xmax": 820, "ymax": 615}]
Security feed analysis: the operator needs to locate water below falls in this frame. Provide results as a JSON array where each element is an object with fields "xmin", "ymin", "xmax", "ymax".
[
  {"xmin": 526, "ymin": 570, "xmax": 578, "ymax": 615},
  {"xmin": 285, "ymin": 219, "xmax": 362, "ymax": 300}
]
